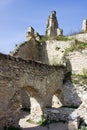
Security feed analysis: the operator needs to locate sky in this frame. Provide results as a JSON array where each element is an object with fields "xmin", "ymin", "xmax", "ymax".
[{"xmin": 0, "ymin": 0, "xmax": 87, "ymax": 54}]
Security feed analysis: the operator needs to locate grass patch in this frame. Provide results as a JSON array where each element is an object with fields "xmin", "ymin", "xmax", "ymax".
[
  {"xmin": 55, "ymin": 35, "xmax": 69, "ymax": 41},
  {"xmin": 39, "ymin": 36, "xmax": 49, "ymax": 43},
  {"xmin": 71, "ymin": 74, "xmax": 87, "ymax": 85},
  {"xmin": 39, "ymin": 35, "xmax": 70, "ymax": 44}
]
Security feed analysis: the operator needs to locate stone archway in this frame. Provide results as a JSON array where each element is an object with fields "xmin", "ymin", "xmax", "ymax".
[{"xmin": 22, "ymin": 86, "xmax": 44, "ymax": 122}]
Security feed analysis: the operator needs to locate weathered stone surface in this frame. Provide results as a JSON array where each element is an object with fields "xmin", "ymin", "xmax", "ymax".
[
  {"xmin": 11, "ymin": 39, "xmax": 40, "ymax": 61},
  {"xmin": 40, "ymin": 39, "xmax": 75, "ymax": 65},
  {"xmin": 82, "ymin": 19, "xmax": 87, "ymax": 32},
  {"xmin": 44, "ymin": 107, "xmax": 75, "ymax": 122},
  {"xmin": 11, "ymin": 39, "xmax": 75, "ymax": 66},
  {"xmin": 0, "ymin": 53, "xmax": 65, "ymax": 128},
  {"xmin": 63, "ymin": 81, "xmax": 82, "ymax": 107},
  {"xmin": 69, "ymin": 33, "xmax": 87, "ymax": 42},
  {"xmin": 67, "ymin": 49, "xmax": 87, "ymax": 75},
  {"xmin": 45, "ymin": 11, "xmax": 63, "ymax": 37}
]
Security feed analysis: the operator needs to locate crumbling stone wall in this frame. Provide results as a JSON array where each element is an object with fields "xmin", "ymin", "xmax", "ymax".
[
  {"xmin": 0, "ymin": 53, "xmax": 65, "ymax": 129},
  {"xmin": 11, "ymin": 38, "xmax": 40, "ymax": 61}
]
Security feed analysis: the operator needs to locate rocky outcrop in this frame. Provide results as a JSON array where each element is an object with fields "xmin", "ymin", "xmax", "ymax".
[{"xmin": 45, "ymin": 11, "xmax": 63, "ymax": 37}]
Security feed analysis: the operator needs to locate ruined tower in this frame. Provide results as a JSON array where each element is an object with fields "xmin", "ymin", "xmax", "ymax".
[
  {"xmin": 82, "ymin": 19, "xmax": 87, "ymax": 32},
  {"xmin": 45, "ymin": 11, "xmax": 63, "ymax": 37}
]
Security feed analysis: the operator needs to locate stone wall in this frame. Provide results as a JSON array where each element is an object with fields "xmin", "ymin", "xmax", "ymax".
[
  {"xmin": 12, "ymin": 39, "xmax": 75, "ymax": 66},
  {"xmin": 0, "ymin": 53, "xmax": 65, "ymax": 129},
  {"xmin": 40, "ymin": 39, "xmax": 75, "ymax": 65},
  {"xmin": 11, "ymin": 38, "xmax": 40, "ymax": 61}
]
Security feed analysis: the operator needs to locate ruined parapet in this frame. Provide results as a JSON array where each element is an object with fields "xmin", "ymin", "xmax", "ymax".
[
  {"xmin": 26, "ymin": 26, "xmax": 40, "ymax": 41},
  {"xmin": 45, "ymin": 11, "xmax": 63, "ymax": 37},
  {"xmin": 82, "ymin": 19, "xmax": 87, "ymax": 32}
]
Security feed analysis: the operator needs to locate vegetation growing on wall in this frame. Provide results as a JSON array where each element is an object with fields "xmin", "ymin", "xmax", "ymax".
[
  {"xmin": 39, "ymin": 35, "xmax": 70, "ymax": 43},
  {"xmin": 55, "ymin": 35, "xmax": 69, "ymax": 41},
  {"xmin": 39, "ymin": 36, "xmax": 49, "ymax": 43},
  {"xmin": 65, "ymin": 40, "xmax": 87, "ymax": 54}
]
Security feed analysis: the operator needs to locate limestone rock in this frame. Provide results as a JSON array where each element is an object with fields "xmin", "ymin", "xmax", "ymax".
[
  {"xmin": 82, "ymin": 19, "xmax": 87, "ymax": 32},
  {"xmin": 67, "ymin": 49, "xmax": 87, "ymax": 75},
  {"xmin": 45, "ymin": 11, "xmax": 63, "ymax": 37}
]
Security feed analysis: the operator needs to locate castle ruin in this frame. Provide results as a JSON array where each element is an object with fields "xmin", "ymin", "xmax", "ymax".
[{"xmin": 0, "ymin": 11, "xmax": 87, "ymax": 130}]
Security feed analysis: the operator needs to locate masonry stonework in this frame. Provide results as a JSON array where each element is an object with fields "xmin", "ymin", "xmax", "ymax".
[
  {"xmin": 45, "ymin": 11, "xmax": 63, "ymax": 37},
  {"xmin": 0, "ymin": 53, "xmax": 65, "ymax": 129}
]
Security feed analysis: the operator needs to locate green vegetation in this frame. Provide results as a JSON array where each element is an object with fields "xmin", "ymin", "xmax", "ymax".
[
  {"xmin": 27, "ymin": 116, "xmax": 66, "ymax": 127},
  {"xmin": 26, "ymin": 118, "xmax": 48, "ymax": 126},
  {"xmin": 7, "ymin": 126, "xmax": 21, "ymax": 130},
  {"xmin": 82, "ymin": 68, "xmax": 87, "ymax": 78},
  {"xmin": 55, "ymin": 35, "xmax": 69, "ymax": 41},
  {"xmin": 27, "ymin": 115, "xmax": 47, "ymax": 126},
  {"xmin": 39, "ymin": 35, "xmax": 70, "ymax": 44},
  {"xmin": 71, "ymin": 73, "xmax": 87, "ymax": 85},
  {"xmin": 39, "ymin": 36, "xmax": 49, "ymax": 43},
  {"xmin": 65, "ymin": 40, "xmax": 87, "ymax": 54}
]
